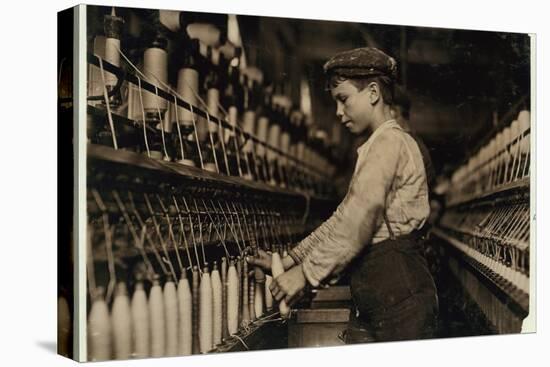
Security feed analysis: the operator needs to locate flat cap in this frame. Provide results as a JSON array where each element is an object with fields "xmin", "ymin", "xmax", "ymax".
[{"xmin": 323, "ymin": 47, "xmax": 397, "ymax": 80}]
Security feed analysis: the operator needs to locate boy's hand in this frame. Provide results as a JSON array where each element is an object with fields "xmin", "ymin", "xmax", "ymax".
[
  {"xmin": 270, "ymin": 264, "xmax": 307, "ymax": 305},
  {"xmin": 246, "ymin": 249, "xmax": 272, "ymax": 271}
]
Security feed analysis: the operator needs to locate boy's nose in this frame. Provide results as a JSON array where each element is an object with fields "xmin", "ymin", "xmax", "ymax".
[{"xmin": 336, "ymin": 102, "xmax": 344, "ymax": 118}]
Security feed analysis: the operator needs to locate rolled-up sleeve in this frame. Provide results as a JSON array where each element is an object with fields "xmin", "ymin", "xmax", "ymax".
[
  {"xmin": 296, "ymin": 131, "xmax": 402, "ymax": 287},
  {"xmin": 289, "ymin": 214, "xmax": 338, "ymax": 264}
]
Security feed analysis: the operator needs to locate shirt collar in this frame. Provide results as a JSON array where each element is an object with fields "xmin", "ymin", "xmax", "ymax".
[{"xmin": 356, "ymin": 119, "xmax": 399, "ymax": 154}]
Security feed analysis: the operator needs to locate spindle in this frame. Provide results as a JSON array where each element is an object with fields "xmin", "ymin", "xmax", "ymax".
[
  {"xmin": 88, "ymin": 287, "xmax": 112, "ymax": 361},
  {"xmin": 131, "ymin": 279, "xmax": 150, "ymax": 358},
  {"xmin": 211, "ymin": 262, "xmax": 223, "ymax": 346},
  {"xmin": 241, "ymin": 203, "xmax": 265, "ymax": 318},
  {"xmin": 221, "ymin": 257, "xmax": 229, "ymax": 341},
  {"xmin": 199, "ymin": 265, "xmax": 213, "ymax": 353},
  {"xmin": 191, "ymin": 266, "xmax": 200, "ymax": 354},
  {"xmin": 236, "ymin": 256, "xmax": 243, "ymax": 325},
  {"xmin": 271, "ymin": 251, "xmax": 290, "ymax": 318},
  {"xmin": 249, "ymin": 277, "xmax": 256, "ymax": 321},
  {"xmin": 177, "ymin": 270, "xmax": 193, "ymax": 355},
  {"xmin": 111, "ymin": 282, "xmax": 132, "ymax": 360},
  {"xmin": 241, "ymin": 258, "xmax": 250, "ymax": 326},
  {"xmin": 149, "ymin": 276, "xmax": 166, "ymax": 357},
  {"xmin": 265, "ymin": 275, "xmax": 274, "ymax": 312},
  {"xmin": 254, "ymin": 280, "xmax": 264, "ymax": 318},
  {"xmin": 164, "ymin": 279, "xmax": 179, "ymax": 356},
  {"xmin": 227, "ymin": 259, "xmax": 239, "ymax": 335}
]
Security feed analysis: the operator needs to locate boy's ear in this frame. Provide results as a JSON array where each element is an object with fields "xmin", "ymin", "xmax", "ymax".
[{"xmin": 367, "ymin": 81, "xmax": 380, "ymax": 105}]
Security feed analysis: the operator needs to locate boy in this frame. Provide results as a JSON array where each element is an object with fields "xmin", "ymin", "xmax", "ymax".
[{"xmin": 249, "ymin": 47, "xmax": 438, "ymax": 343}]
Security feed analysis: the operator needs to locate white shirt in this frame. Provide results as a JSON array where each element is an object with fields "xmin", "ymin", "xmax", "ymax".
[{"xmin": 290, "ymin": 120, "xmax": 430, "ymax": 287}]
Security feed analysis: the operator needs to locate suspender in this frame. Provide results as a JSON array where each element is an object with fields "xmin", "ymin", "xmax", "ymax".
[{"xmin": 383, "ymin": 211, "xmax": 396, "ymax": 240}]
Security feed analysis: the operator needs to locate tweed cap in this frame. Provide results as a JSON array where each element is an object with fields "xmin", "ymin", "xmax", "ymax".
[{"xmin": 323, "ymin": 47, "xmax": 397, "ymax": 80}]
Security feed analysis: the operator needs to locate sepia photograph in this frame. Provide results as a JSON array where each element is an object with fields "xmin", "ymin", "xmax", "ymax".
[{"xmin": 57, "ymin": 3, "xmax": 533, "ymax": 362}]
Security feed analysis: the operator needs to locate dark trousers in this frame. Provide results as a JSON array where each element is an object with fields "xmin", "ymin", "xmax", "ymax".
[{"xmin": 344, "ymin": 233, "xmax": 438, "ymax": 343}]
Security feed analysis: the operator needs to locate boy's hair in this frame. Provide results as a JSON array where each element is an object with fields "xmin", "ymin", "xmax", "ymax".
[{"xmin": 326, "ymin": 73, "xmax": 394, "ymax": 105}]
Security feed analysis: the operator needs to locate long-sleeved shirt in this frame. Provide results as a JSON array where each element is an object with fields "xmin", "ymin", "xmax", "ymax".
[
  {"xmin": 398, "ymin": 120, "xmax": 436, "ymax": 192},
  {"xmin": 289, "ymin": 120, "xmax": 430, "ymax": 287}
]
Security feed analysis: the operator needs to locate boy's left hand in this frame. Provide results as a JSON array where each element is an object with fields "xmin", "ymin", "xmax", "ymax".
[
  {"xmin": 269, "ymin": 264, "xmax": 307, "ymax": 304},
  {"xmin": 246, "ymin": 249, "xmax": 272, "ymax": 273}
]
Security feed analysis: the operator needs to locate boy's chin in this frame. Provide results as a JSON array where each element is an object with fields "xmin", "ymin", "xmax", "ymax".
[{"xmin": 348, "ymin": 126, "xmax": 363, "ymax": 135}]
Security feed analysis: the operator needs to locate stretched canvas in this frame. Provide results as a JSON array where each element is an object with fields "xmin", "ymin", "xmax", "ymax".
[{"xmin": 58, "ymin": 3, "xmax": 534, "ymax": 362}]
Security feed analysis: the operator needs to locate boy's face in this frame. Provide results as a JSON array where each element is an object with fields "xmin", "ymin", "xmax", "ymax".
[{"xmin": 330, "ymin": 79, "xmax": 374, "ymax": 135}]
